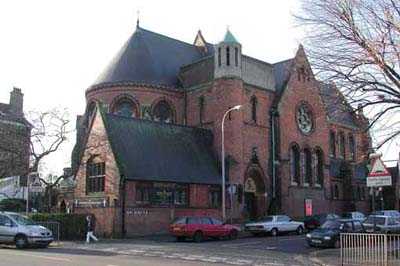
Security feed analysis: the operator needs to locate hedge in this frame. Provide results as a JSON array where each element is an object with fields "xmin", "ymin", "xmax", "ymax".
[{"xmin": 29, "ymin": 213, "xmax": 87, "ymax": 240}]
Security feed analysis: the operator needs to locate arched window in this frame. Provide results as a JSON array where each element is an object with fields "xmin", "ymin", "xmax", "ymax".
[
  {"xmin": 86, "ymin": 156, "xmax": 105, "ymax": 193},
  {"xmin": 218, "ymin": 47, "xmax": 221, "ymax": 67},
  {"xmin": 290, "ymin": 145, "xmax": 300, "ymax": 185},
  {"xmin": 199, "ymin": 96, "xmax": 206, "ymax": 124},
  {"xmin": 338, "ymin": 132, "xmax": 346, "ymax": 159},
  {"xmin": 329, "ymin": 131, "xmax": 336, "ymax": 158},
  {"xmin": 226, "ymin": 47, "xmax": 230, "ymax": 66},
  {"xmin": 153, "ymin": 100, "xmax": 174, "ymax": 123},
  {"xmin": 250, "ymin": 96, "xmax": 257, "ymax": 123},
  {"xmin": 304, "ymin": 148, "xmax": 312, "ymax": 186},
  {"xmin": 357, "ymin": 186, "xmax": 361, "ymax": 201},
  {"xmin": 235, "ymin": 47, "xmax": 238, "ymax": 67},
  {"xmin": 349, "ymin": 134, "xmax": 355, "ymax": 161},
  {"xmin": 361, "ymin": 187, "xmax": 366, "ymax": 200},
  {"xmin": 111, "ymin": 98, "xmax": 138, "ymax": 117},
  {"xmin": 315, "ymin": 149, "xmax": 324, "ymax": 186},
  {"xmin": 333, "ymin": 184, "xmax": 339, "ymax": 199}
]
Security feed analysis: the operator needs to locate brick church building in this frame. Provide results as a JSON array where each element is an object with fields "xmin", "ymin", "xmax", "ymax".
[{"xmin": 68, "ymin": 25, "xmax": 372, "ymax": 236}]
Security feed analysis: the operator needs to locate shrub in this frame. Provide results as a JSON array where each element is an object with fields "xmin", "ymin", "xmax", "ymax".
[
  {"xmin": 29, "ymin": 213, "xmax": 87, "ymax": 240},
  {"xmin": 0, "ymin": 198, "xmax": 26, "ymax": 212}
]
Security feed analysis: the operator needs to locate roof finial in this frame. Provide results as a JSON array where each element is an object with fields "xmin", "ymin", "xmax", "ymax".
[{"xmin": 136, "ymin": 10, "xmax": 140, "ymax": 28}]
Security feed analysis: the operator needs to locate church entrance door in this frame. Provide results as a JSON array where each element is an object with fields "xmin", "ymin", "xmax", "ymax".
[{"xmin": 243, "ymin": 169, "xmax": 267, "ymax": 220}]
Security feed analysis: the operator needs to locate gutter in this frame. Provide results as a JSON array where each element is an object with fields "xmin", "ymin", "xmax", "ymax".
[{"xmin": 270, "ymin": 108, "xmax": 277, "ymax": 214}]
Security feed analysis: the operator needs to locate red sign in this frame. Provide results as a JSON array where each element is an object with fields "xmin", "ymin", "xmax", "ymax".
[
  {"xmin": 305, "ymin": 199, "xmax": 312, "ymax": 216},
  {"xmin": 368, "ymin": 157, "xmax": 391, "ymax": 177}
]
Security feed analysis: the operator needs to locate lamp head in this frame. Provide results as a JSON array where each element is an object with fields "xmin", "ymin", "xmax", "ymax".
[{"xmin": 233, "ymin": 104, "xmax": 243, "ymax": 110}]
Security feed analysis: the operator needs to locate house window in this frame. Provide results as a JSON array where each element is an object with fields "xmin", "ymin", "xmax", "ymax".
[
  {"xmin": 338, "ymin": 132, "xmax": 346, "ymax": 159},
  {"xmin": 226, "ymin": 47, "xmax": 230, "ymax": 66},
  {"xmin": 154, "ymin": 188, "xmax": 173, "ymax": 205},
  {"xmin": 111, "ymin": 98, "xmax": 138, "ymax": 117},
  {"xmin": 136, "ymin": 187, "xmax": 151, "ymax": 204},
  {"xmin": 174, "ymin": 189, "xmax": 188, "ymax": 205},
  {"xmin": 86, "ymin": 159, "xmax": 105, "ymax": 193},
  {"xmin": 235, "ymin": 47, "xmax": 238, "ymax": 67},
  {"xmin": 209, "ymin": 189, "xmax": 220, "ymax": 208},
  {"xmin": 304, "ymin": 148, "xmax": 312, "ymax": 186},
  {"xmin": 153, "ymin": 100, "xmax": 174, "ymax": 123},
  {"xmin": 218, "ymin": 47, "xmax": 221, "ymax": 67},
  {"xmin": 199, "ymin": 96, "xmax": 205, "ymax": 124},
  {"xmin": 290, "ymin": 145, "xmax": 300, "ymax": 185},
  {"xmin": 315, "ymin": 149, "xmax": 324, "ymax": 186},
  {"xmin": 251, "ymin": 96, "xmax": 257, "ymax": 123},
  {"xmin": 329, "ymin": 131, "xmax": 336, "ymax": 158},
  {"xmin": 349, "ymin": 134, "xmax": 355, "ymax": 161}
]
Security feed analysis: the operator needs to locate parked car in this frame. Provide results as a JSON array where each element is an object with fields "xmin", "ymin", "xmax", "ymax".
[
  {"xmin": 169, "ymin": 216, "xmax": 240, "ymax": 242},
  {"xmin": 363, "ymin": 215, "xmax": 400, "ymax": 234},
  {"xmin": 306, "ymin": 219, "xmax": 366, "ymax": 248},
  {"xmin": 370, "ymin": 210, "xmax": 400, "ymax": 218},
  {"xmin": 341, "ymin": 212, "xmax": 366, "ymax": 222},
  {"xmin": 304, "ymin": 213, "xmax": 341, "ymax": 231},
  {"xmin": 0, "ymin": 212, "xmax": 53, "ymax": 249},
  {"xmin": 244, "ymin": 215, "xmax": 304, "ymax": 236}
]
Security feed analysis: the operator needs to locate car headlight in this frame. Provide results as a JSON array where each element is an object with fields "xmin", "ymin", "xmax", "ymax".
[
  {"xmin": 30, "ymin": 231, "xmax": 41, "ymax": 237},
  {"xmin": 324, "ymin": 236, "xmax": 331, "ymax": 240},
  {"xmin": 306, "ymin": 233, "xmax": 311, "ymax": 238}
]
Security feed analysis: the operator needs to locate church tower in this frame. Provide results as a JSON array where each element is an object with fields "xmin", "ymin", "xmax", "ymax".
[{"xmin": 214, "ymin": 29, "xmax": 242, "ymax": 79}]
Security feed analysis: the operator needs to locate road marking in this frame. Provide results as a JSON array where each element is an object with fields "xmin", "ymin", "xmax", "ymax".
[
  {"xmin": 201, "ymin": 258, "xmax": 218, "ymax": 262},
  {"xmin": 222, "ymin": 241, "xmax": 262, "ymax": 247},
  {"xmin": 150, "ymin": 251, "xmax": 165, "ymax": 255},
  {"xmin": 226, "ymin": 261, "xmax": 246, "ymax": 265},
  {"xmin": 236, "ymin": 259, "xmax": 253, "ymax": 263},
  {"xmin": 208, "ymin": 256, "xmax": 227, "ymax": 261},
  {"xmin": 265, "ymin": 247, "xmax": 277, "ymax": 250},
  {"xmin": 106, "ymin": 265, "xmax": 119, "ymax": 266},
  {"xmin": 0, "ymin": 251, "xmax": 70, "ymax": 262},
  {"xmin": 181, "ymin": 257, "xmax": 198, "ymax": 260}
]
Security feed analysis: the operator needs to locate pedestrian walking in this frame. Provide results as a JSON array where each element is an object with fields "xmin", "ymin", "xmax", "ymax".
[{"xmin": 85, "ymin": 215, "xmax": 99, "ymax": 244}]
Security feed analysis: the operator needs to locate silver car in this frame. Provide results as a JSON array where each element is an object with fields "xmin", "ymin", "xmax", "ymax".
[
  {"xmin": 363, "ymin": 215, "xmax": 400, "ymax": 234},
  {"xmin": 244, "ymin": 215, "xmax": 304, "ymax": 236},
  {"xmin": 0, "ymin": 212, "xmax": 53, "ymax": 248}
]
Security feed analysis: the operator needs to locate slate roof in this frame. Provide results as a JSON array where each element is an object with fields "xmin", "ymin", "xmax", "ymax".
[
  {"xmin": 92, "ymin": 27, "xmax": 213, "ymax": 89},
  {"xmin": 272, "ymin": 59, "xmax": 292, "ymax": 91},
  {"xmin": 318, "ymin": 82, "xmax": 360, "ymax": 128},
  {"xmin": 103, "ymin": 113, "xmax": 221, "ymax": 184}
]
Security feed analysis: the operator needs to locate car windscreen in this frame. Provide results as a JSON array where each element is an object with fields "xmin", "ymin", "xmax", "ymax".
[
  {"xmin": 321, "ymin": 220, "xmax": 341, "ymax": 229},
  {"xmin": 342, "ymin": 213, "xmax": 352, "ymax": 218},
  {"xmin": 258, "ymin": 216, "xmax": 273, "ymax": 222},
  {"xmin": 364, "ymin": 217, "xmax": 385, "ymax": 225},
  {"xmin": 8, "ymin": 214, "xmax": 37, "ymax": 225},
  {"xmin": 172, "ymin": 217, "xmax": 187, "ymax": 224}
]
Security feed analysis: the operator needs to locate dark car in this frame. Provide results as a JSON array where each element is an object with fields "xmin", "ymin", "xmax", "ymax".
[
  {"xmin": 169, "ymin": 216, "xmax": 240, "ymax": 242},
  {"xmin": 304, "ymin": 213, "xmax": 340, "ymax": 231},
  {"xmin": 306, "ymin": 219, "xmax": 366, "ymax": 248}
]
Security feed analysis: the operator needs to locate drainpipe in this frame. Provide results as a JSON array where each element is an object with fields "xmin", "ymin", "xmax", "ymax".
[{"xmin": 270, "ymin": 108, "xmax": 277, "ymax": 214}]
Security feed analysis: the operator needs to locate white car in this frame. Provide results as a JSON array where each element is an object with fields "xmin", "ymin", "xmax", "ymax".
[{"xmin": 244, "ymin": 215, "xmax": 304, "ymax": 236}]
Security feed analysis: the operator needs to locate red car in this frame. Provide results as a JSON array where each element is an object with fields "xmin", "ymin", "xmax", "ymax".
[{"xmin": 169, "ymin": 216, "xmax": 240, "ymax": 242}]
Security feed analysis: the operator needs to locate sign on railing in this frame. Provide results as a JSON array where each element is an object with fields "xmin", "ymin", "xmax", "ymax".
[{"xmin": 341, "ymin": 233, "xmax": 400, "ymax": 266}]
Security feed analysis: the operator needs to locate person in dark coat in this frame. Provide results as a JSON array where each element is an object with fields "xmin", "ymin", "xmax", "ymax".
[{"xmin": 85, "ymin": 215, "xmax": 99, "ymax": 243}]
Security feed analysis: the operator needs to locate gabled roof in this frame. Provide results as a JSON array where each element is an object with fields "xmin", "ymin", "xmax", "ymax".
[
  {"xmin": 318, "ymin": 82, "xmax": 360, "ymax": 128},
  {"xmin": 272, "ymin": 58, "xmax": 293, "ymax": 92},
  {"xmin": 102, "ymin": 113, "xmax": 221, "ymax": 184},
  {"xmin": 92, "ymin": 27, "xmax": 213, "ymax": 89}
]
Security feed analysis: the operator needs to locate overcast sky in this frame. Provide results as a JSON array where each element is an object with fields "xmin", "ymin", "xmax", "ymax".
[{"xmin": 0, "ymin": 0, "xmax": 397, "ymax": 176}]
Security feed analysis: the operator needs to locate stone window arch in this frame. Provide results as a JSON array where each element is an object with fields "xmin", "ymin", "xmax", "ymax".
[
  {"xmin": 348, "ymin": 134, "xmax": 356, "ymax": 161},
  {"xmin": 290, "ymin": 144, "xmax": 300, "ymax": 185},
  {"xmin": 110, "ymin": 97, "xmax": 139, "ymax": 117},
  {"xmin": 304, "ymin": 148, "xmax": 312, "ymax": 186},
  {"xmin": 338, "ymin": 131, "xmax": 346, "ymax": 159},
  {"xmin": 153, "ymin": 100, "xmax": 175, "ymax": 123},
  {"xmin": 333, "ymin": 184, "xmax": 339, "ymax": 199},
  {"xmin": 315, "ymin": 148, "xmax": 324, "ymax": 187},
  {"xmin": 250, "ymin": 96, "xmax": 257, "ymax": 123},
  {"xmin": 329, "ymin": 130, "xmax": 336, "ymax": 158}
]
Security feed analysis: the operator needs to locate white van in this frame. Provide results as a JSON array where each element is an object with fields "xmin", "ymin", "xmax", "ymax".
[{"xmin": 0, "ymin": 212, "xmax": 53, "ymax": 248}]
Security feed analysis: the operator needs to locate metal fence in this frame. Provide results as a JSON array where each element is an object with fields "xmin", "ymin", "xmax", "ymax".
[
  {"xmin": 341, "ymin": 233, "xmax": 400, "ymax": 266},
  {"xmin": 37, "ymin": 221, "xmax": 60, "ymax": 245}
]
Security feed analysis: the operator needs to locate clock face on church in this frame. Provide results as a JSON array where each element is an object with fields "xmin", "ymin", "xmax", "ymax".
[{"xmin": 296, "ymin": 102, "xmax": 314, "ymax": 135}]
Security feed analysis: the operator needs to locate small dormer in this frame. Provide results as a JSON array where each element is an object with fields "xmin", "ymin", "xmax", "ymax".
[{"xmin": 214, "ymin": 29, "xmax": 242, "ymax": 79}]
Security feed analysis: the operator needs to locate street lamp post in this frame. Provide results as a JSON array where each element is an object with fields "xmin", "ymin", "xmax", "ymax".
[{"xmin": 221, "ymin": 104, "xmax": 243, "ymax": 222}]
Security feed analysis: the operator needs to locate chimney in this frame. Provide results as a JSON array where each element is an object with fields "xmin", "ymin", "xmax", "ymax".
[
  {"xmin": 63, "ymin": 167, "xmax": 72, "ymax": 177},
  {"xmin": 9, "ymin": 87, "xmax": 24, "ymax": 116}
]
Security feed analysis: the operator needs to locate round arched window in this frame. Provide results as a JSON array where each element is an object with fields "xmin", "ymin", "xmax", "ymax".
[
  {"xmin": 153, "ymin": 101, "xmax": 173, "ymax": 123},
  {"xmin": 111, "ymin": 98, "xmax": 137, "ymax": 117}
]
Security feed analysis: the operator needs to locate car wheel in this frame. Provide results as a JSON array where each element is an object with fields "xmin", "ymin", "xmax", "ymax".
[
  {"xmin": 15, "ymin": 235, "xmax": 28, "ymax": 249},
  {"xmin": 296, "ymin": 226, "xmax": 304, "ymax": 235},
  {"xmin": 176, "ymin": 236, "xmax": 185, "ymax": 242},
  {"xmin": 270, "ymin": 228, "xmax": 278, "ymax": 237},
  {"xmin": 229, "ymin": 230, "xmax": 238, "ymax": 240},
  {"xmin": 334, "ymin": 239, "xmax": 340, "ymax": 248},
  {"xmin": 193, "ymin": 231, "xmax": 203, "ymax": 243}
]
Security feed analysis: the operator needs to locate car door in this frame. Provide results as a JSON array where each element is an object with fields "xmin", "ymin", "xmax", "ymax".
[
  {"xmin": 352, "ymin": 221, "xmax": 365, "ymax": 233},
  {"xmin": 276, "ymin": 216, "xmax": 288, "ymax": 232},
  {"xmin": 200, "ymin": 217, "xmax": 213, "ymax": 236},
  {"xmin": 0, "ymin": 214, "xmax": 17, "ymax": 243},
  {"xmin": 210, "ymin": 217, "xmax": 225, "ymax": 236}
]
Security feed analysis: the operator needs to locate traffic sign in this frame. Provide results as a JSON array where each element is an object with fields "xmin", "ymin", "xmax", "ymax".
[
  {"xmin": 367, "ymin": 157, "xmax": 392, "ymax": 187},
  {"xmin": 29, "ymin": 173, "xmax": 44, "ymax": 193}
]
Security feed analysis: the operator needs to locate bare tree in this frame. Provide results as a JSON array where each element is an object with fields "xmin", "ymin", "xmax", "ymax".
[{"xmin": 296, "ymin": 0, "xmax": 400, "ymax": 150}]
